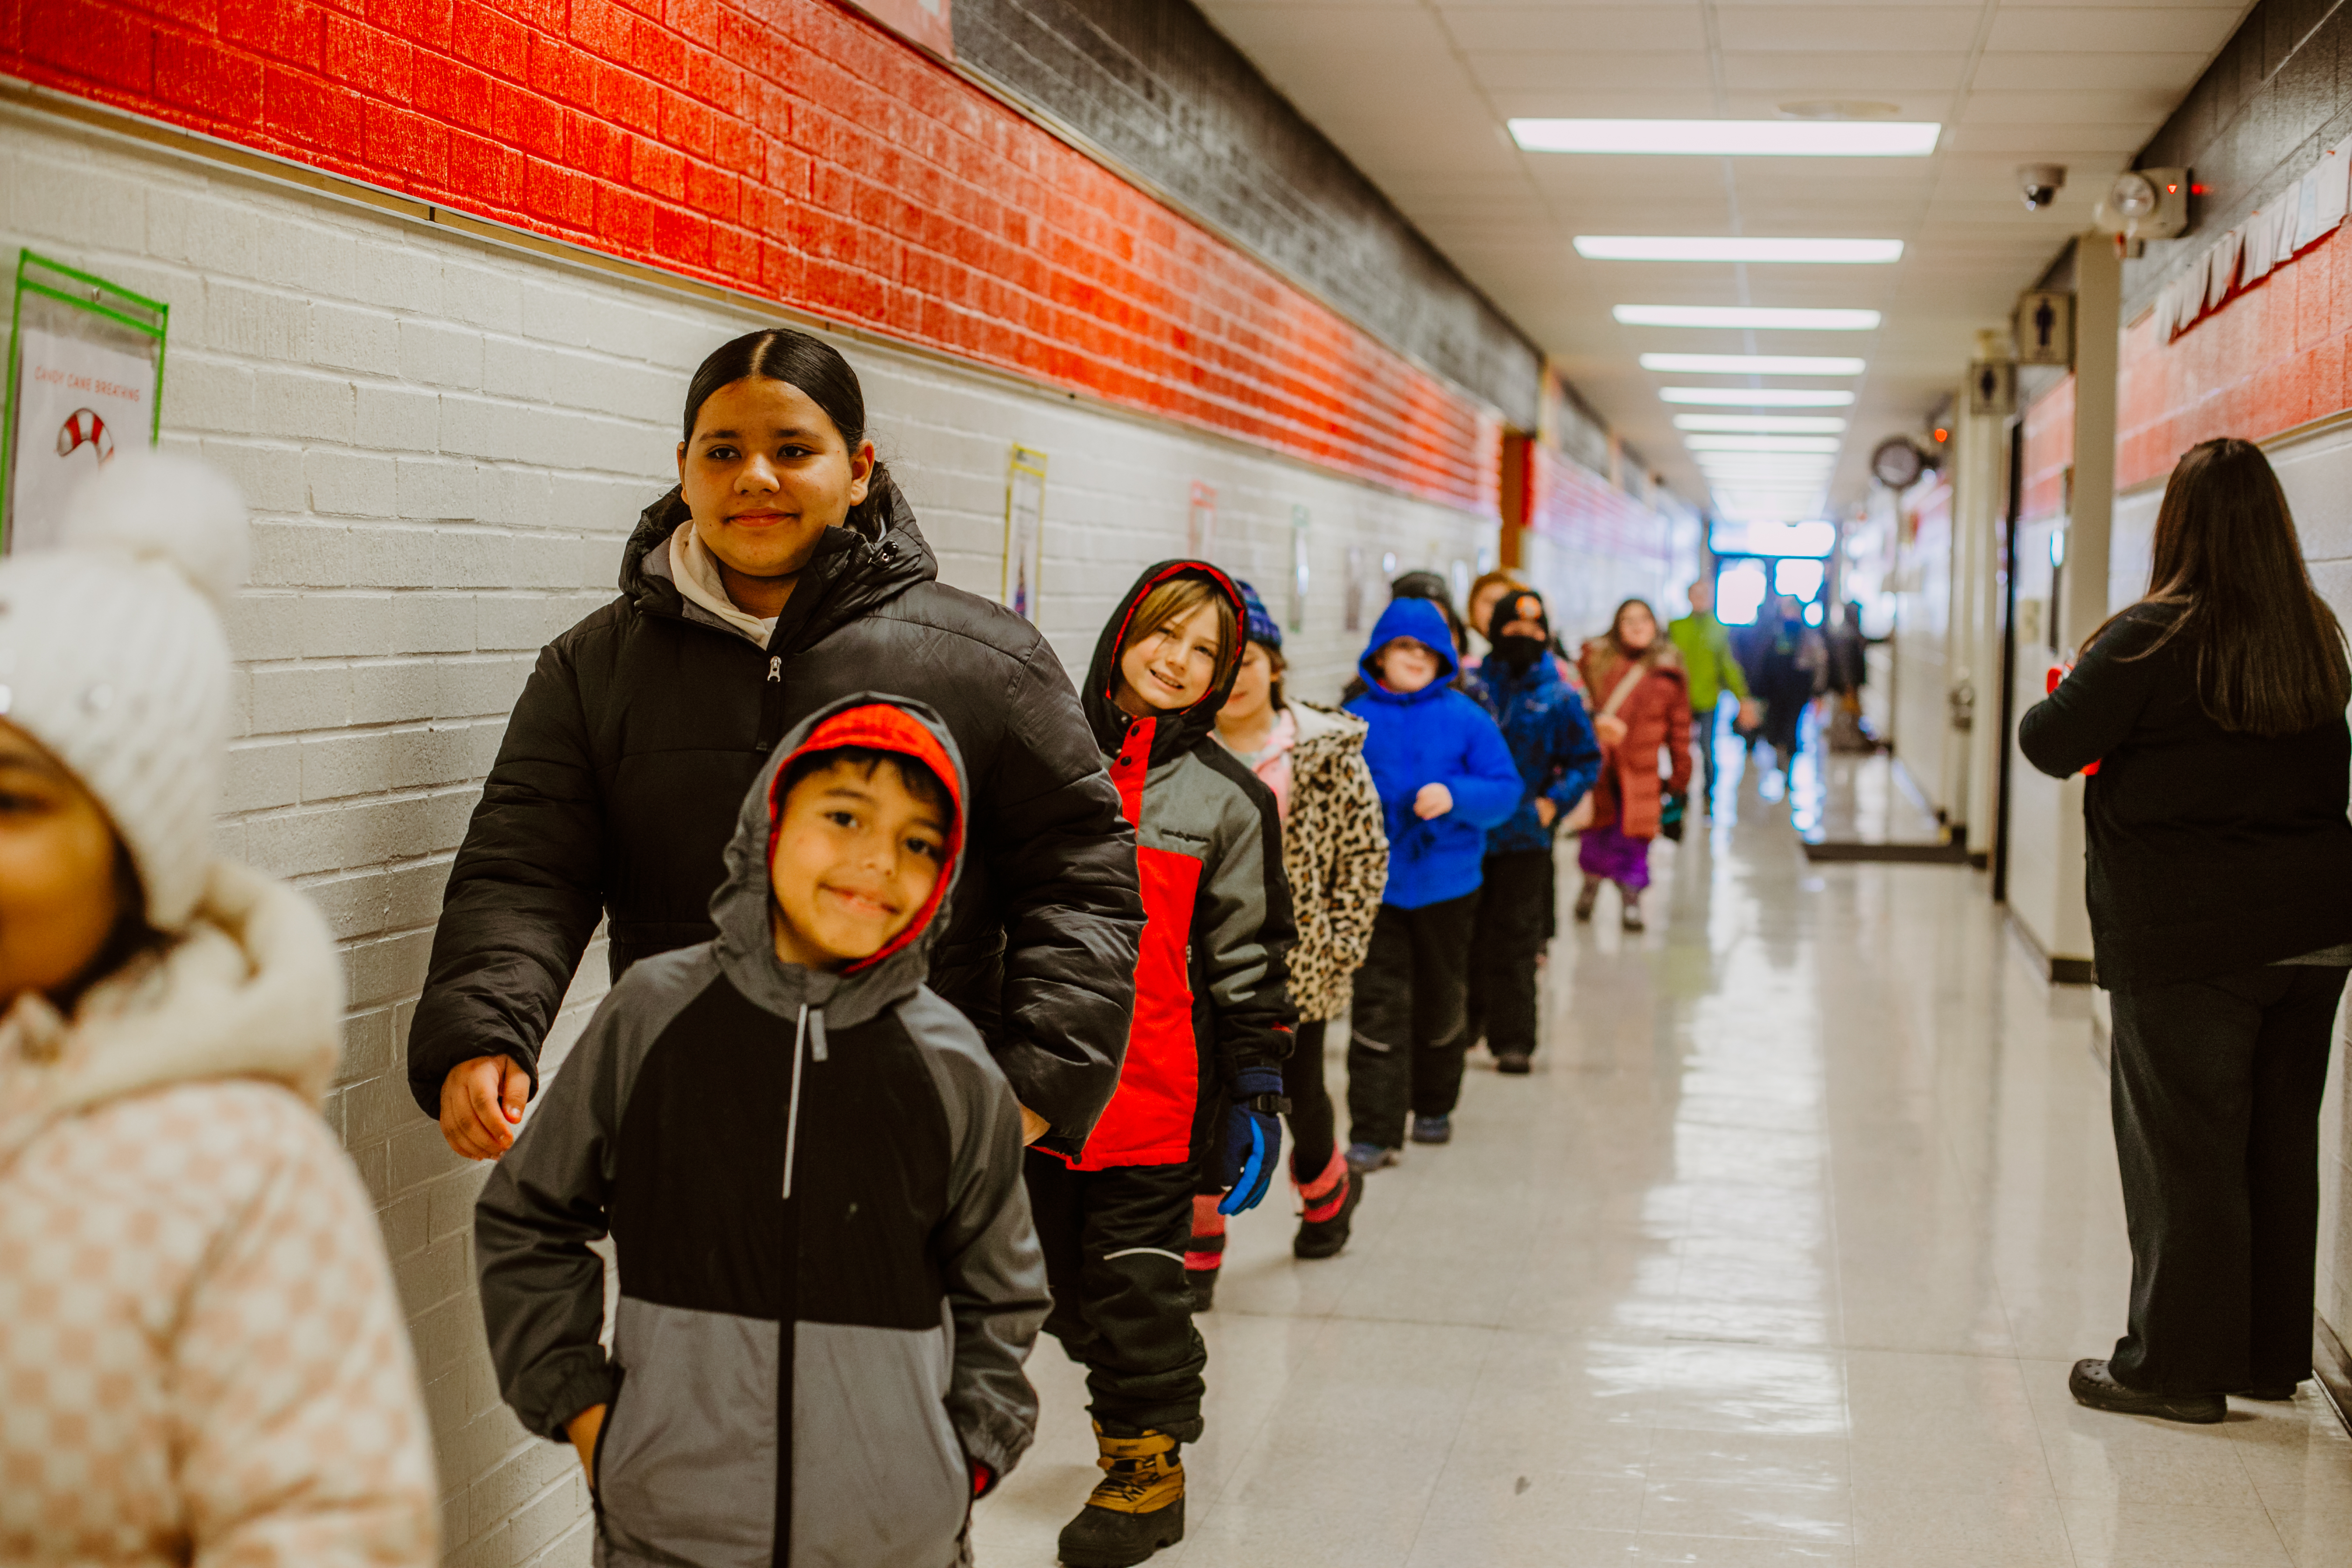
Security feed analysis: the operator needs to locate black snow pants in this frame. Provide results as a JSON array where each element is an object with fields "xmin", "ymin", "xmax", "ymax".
[
  {"xmin": 2106, "ymin": 962, "xmax": 2345, "ymax": 1394},
  {"xmin": 1026, "ymin": 1153, "xmax": 1208, "ymax": 1440},
  {"xmin": 1467, "ymin": 849, "xmax": 1554, "ymax": 1060},
  {"xmin": 1345, "ymin": 892, "xmax": 1478, "ymax": 1149}
]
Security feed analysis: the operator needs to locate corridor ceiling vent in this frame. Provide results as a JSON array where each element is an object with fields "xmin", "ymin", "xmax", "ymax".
[
  {"xmin": 1640, "ymin": 355, "xmax": 1865, "ymax": 377},
  {"xmin": 1674, "ymin": 415, "xmax": 1848, "ymax": 434},
  {"xmin": 1683, "ymin": 435, "xmax": 1841, "ymax": 453},
  {"xmin": 1508, "ymin": 119, "xmax": 1939, "ymax": 157},
  {"xmin": 1661, "ymin": 388, "xmax": 1856, "ymax": 408},
  {"xmin": 1574, "ymin": 237, "xmax": 1903, "ymax": 264},
  {"xmin": 1613, "ymin": 307, "xmax": 1881, "ymax": 331}
]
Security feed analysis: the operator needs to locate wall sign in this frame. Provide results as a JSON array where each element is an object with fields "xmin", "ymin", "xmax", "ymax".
[
  {"xmin": 1344, "ymin": 546, "xmax": 1367, "ymax": 632},
  {"xmin": 2015, "ymin": 290, "xmax": 2072, "ymax": 367},
  {"xmin": 3, "ymin": 251, "xmax": 168, "ymax": 554},
  {"xmin": 1288, "ymin": 504, "xmax": 1310, "ymax": 631},
  {"xmin": 842, "ymin": 0, "xmax": 953, "ymax": 58},
  {"xmin": 1001, "ymin": 444, "xmax": 1047, "ymax": 623},
  {"xmin": 1188, "ymin": 481, "xmax": 1217, "ymax": 558},
  {"xmin": 1967, "ymin": 360, "xmax": 2016, "ymax": 417}
]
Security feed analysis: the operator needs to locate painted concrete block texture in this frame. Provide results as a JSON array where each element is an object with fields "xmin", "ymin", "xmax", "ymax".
[{"xmin": 1, "ymin": 105, "xmax": 1515, "ymax": 1566}]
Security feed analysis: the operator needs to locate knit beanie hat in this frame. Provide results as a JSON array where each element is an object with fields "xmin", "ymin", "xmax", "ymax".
[
  {"xmin": 1233, "ymin": 578, "xmax": 1281, "ymax": 651},
  {"xmin": 0, "ymin": 452, "xmax": 247, "ymax": 933}
]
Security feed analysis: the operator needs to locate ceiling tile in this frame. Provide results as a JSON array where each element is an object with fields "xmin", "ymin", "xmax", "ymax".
[
  {"xmin": 1467, "ymin": 51, "xmax": 1718, "ymax": 92},
  {"xmin": 1715, "ymin": 8, "xmax": 1988, "ymax": 51},
  {"xmin": 1722, "ymin": 51, "xmax": 1973, "ymax": 91},
  {"xmin": 1985, "ymin": 6, "xmax": 2247, "ymax": 51},
  {"xmin": 1958, "ymin": 87, "xmax": 2183, "ymax": 121},
  {"xmin": 1438, "ymin": 6, "xmax": 1709, "ymax": 52},
  {"xmin": 1971, "ymin": 49, "xmax": 2209, "ymax": 89}
]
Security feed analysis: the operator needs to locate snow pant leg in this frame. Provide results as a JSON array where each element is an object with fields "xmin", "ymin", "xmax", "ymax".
[
  {"xmin": 1025, "ymin": 1154, "xmax": 1209, "ymax": 1440},
  {"xmin": 1469, "ymin": 850, "xmax": 1554, "ymax": 1060},
  {"xmin": 1345, "ymin": 905, "xmax": 1417, "ymax": 1151},
  {"xmin": 1408, "ymin": 890, "xmax": 1480, "ymax": 1120},
  {"xmin": 1284, "ymin": 1018, "xmax": 1336, "ymax": 1183}
]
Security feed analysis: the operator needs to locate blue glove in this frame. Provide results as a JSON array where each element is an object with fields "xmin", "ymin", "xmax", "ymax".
[{"xmin": 1215, "ymin": 1067, "xmax": 1287, "ymax": 1216}]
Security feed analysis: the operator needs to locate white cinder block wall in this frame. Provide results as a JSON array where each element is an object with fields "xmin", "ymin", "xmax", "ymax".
[{"xmin": 3, "ymin": 105, "xmax": 1497, "ymax": 1566}]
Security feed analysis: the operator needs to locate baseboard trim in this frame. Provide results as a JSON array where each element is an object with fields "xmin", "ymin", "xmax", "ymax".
[
  {"xmin": 2006, "ymin": 908, "xmax": 2098, "ymax": 986},
  {"xmin": 2316, "ymin": 1314, "xmax": 2352, "ymax": 1438},
  {"xmin": 1801, "ymin": 839, "xmax": 1972, "ymax": 864}
]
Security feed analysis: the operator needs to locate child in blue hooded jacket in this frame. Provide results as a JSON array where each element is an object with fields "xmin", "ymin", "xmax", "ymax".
[{"xmin": 1341, "ymin": 596, "xmax": 1522, "ymax": 1168}]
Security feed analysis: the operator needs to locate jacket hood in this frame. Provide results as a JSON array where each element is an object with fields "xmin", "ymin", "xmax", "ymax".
[
  {"xmin": 1356, "ymin": 596, "xmax": 1462, "ymax": 700},
  {"xmin": 620, "ymin": 472, "xmax": 936, "ymax": 652},
  {"xmin": 1083, "ymin": 560, "xmax": 1249, "ymax": 765},
  {"xmin": 0, "ymin": 861, "xmax": 344, "ymax": 1172},
  {"xmin": 709, "ymin": 692, "xmax": 970, "ymax": 1029}
]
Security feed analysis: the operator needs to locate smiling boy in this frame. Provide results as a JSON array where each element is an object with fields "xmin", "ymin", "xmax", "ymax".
[{"xmin": 476, "ymin": 693, "xmax": 1049, "ymax": 1568}]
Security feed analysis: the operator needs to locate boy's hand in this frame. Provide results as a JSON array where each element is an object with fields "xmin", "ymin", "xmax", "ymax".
[
  {"xmin": 440, "ymin": 1054, "xmax": 530, "ymax": 1160},
  {"xmin": 1413, "ymin": 782, "xmax": 1454, "ymax": 819},
  {"xmin": 567, "ymin": 1404, "xmax": 608, "ymax": 1488},
  {"xmin": 1534, "ymin": 797, "xmax": 1558, "ymax": 827},
  {"xmin": 1738, "ymin": 699, "xmax": 1760, "ymax": 730},
  {"xmin": 1595, "ymin": 714, "xmax": 1629, "ymax": 746},
  {"xmin": 1018, "ymin": 1105, "xmax": 1049, "ymax": 1145}
]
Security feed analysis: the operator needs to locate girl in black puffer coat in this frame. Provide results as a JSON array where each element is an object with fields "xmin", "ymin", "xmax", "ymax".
[{"xmin": 409, "ymin": 328, "xmax": 1143, "ymax": 1164}]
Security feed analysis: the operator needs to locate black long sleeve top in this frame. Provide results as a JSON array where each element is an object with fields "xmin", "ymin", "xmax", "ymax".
[{"xmin": 2018, "ymin": 604, "xmax": 2352, "ymax": 990}]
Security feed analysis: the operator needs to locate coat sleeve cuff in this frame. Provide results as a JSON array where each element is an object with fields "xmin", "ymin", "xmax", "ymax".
[{"xmin": 535, "ymin": 1360, "xmax": 622, "ymax": 1444}]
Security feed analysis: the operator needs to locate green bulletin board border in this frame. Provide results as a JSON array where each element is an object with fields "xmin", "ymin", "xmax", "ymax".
[{"xmin": 2, "ymin": 249, "xmax": 170, "ymax": 553}]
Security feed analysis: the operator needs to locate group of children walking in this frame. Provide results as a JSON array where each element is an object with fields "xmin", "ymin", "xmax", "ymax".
[{"xmin": 0, "ymin": 440, "xmax": 1692, "ymax": 1568}]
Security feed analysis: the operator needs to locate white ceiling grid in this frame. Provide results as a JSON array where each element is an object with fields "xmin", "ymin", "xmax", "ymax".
[{"xmin": 1194, "ymin": 0, "xmax": 2254, "ymax": 515}]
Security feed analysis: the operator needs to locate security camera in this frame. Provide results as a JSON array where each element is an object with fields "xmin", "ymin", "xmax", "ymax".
[{"xmin": 2019, "ymin": 164, "xmax": 2067, "ymax": 211}]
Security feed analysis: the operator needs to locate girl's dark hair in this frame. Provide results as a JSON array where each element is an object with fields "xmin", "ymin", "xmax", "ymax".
[
  {"xmin": 1609, "ymin": 597, "xmax": 1663, "ymax": 664},
  {"xmin": 2094, "ymin": 437, "xmax": 2350, "ymax": 736},
  {"xmin": 1258, "ymin": 640, "xmax": 1288, "ymax": 712},
  {"xmin": 682, "ymin": 329, "xmax": 900, "ymax": 535},
  {"xmin": 56, "ymin": 844, "xmax": 167, "ymax": 1015}
]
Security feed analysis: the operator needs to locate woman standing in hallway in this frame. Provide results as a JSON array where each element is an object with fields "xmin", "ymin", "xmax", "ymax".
[
  {"xmin": 2022, "ymin": 437, "xmax": 2352, "ymax": 1425},
  {"xmin": 1574, "ymin": 599, "xmax": 1692, "ymax": 932},
  {"xmin": 1188, "ymin": 581, "xmax": 1387, "ymax": 1303},
  {"xmin": 1753, "ymin": 594, "xmax": 1826, "ymax": 778},
  {"xmin": 408, "ymin": 328, "xmax": 1141, "ymax": 1164}
]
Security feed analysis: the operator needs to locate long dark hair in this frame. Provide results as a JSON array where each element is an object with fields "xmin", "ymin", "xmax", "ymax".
[
  {"xmin": 681, "ymin": 328, "xmax": 900, "ymax": 534},
  {"xmin": 1607, "ymin": 596, "xmax": 1664, "ymax": 665},
  {"xmin": 2095, "ymin": 437, "xmax": 2349, "ymax": 736}
]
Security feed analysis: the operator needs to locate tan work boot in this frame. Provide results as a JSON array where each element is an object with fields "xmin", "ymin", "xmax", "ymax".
[{"xmin": 1056, "ymin": 1422, "xmax": 1185, "ymax": 1567}]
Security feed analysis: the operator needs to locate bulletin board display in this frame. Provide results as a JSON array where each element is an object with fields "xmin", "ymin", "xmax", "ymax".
[
  {"xmin": 1001, "ymin": 445, "xmax": 1048, "ymax": 623},
  {"xmin": 2, "ymin": 251, "xmax": 169, "ymax": 555}
]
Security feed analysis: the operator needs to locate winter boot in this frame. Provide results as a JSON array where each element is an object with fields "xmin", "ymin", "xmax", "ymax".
[
  {"xmin": 1574, "ymin": 876, "xmax": 1601, "ymax": 923},
  {"xmin": 1345, "ymin": 1141, "xmax": 1400, "ymax": 1174},
  {"xmin": 1185, "ymin": 1194, "xmax": 1225, "ymax": 1312},
  {"xmin": 1619, "ymin": 887, "xmax": 1645, "ymax": 932},
  {"xmin": 1057, "ymin": 1423, "xmax": 1186, "ymax": 1567},
  {"xmin": 1411, "ymin": 1113, "xmax": 1452, "ymax": 1145},
  {"xmin": 1292, "ymin": 1148, "xmax": 1361, "ymax": 1260}
]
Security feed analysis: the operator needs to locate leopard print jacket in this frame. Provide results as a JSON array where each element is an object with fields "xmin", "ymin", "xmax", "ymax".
[{"xmin": 1280, "ymin": 701, "xmax": 1390, "ymax": 1020}]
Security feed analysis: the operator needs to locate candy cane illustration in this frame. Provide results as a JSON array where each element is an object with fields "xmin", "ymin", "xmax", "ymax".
[{"xmin": 56, "ymin": 408, "xmax": 115, "ymax": 463}]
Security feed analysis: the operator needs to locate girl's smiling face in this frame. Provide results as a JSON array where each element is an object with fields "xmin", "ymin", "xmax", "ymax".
[
  {"xmin": 0, "ymin": 721, "xmax": 124, "ymax": 1004},
  {"xmin": 1118, "ymin": 600, "xmax": 1228, "ymax": 715},
  {"xmin": 678, "ymin": 378, "xmax": 875, "ymax": 585}
]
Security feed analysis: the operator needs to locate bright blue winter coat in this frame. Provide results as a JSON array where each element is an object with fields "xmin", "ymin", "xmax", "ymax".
[
  {"xmin": 1343, "ymin": 598, "xmax": 1522, "ymax": 909},
  {"xmin": 1469, "ymin": 651, "xmax": 1604, "ymax": 856}
]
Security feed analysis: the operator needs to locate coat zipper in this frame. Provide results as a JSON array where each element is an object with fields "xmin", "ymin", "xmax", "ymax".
[{"xmin": 757, "ymin": 654, "xmax": 785, "ymax": 755}]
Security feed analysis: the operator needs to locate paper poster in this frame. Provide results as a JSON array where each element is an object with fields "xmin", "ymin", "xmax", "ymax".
[
  {"xmin": 1344, "ymin": 546, "xmax": 1366, "ymax": 632},
  {"xmin": 841, "ymin": 0, "xmax": 952, "ymax": 57},
  {"xmin": 1288, "ymin": 504, "xmax": 1310, "ymax": 631},
  {"xmin": 6, "ymin": 326, "xmax": 158, "ymax": 554},
  {"xmin": 1001, "ymin": 445, "xmax": 1047, "ymax": 623},
  {"xmin": 1188, "ymin": 481, "xmax": 1216, "ymax": 558}
]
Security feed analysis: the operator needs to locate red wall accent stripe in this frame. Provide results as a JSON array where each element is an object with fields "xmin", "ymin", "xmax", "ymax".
[
  {"xmin": 2118, "ymin": 224, "xmax": 2348, "ymax": 492},
  {"xmin": 3, "ymin": 0, "xmax": 1500, "ymax": 514},
  {"xmin": 2021, "ymin": 372, "xmax": 2075, "ymax": 525},
  {"xmin": 1526, "ymin": 445, "xmax": 1668, "ymax": 563}
]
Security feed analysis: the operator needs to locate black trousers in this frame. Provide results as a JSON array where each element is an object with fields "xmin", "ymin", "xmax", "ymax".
[
  {"xmin": 1026, "ymin": 1154, "xmax": 1208, "ymax": 1440},
  {"xmin": 1346, "ymin": 892, "xmax": 1478, "ymax": 1149},
  {"xmin": 1286, "ymin": 1018, "xmax": 1337, "ymax": 1180},
  {"xmin": 2106, "ymin": 963, "xmax": 2345, "ymax": 1393},
  {"xmin": 1692, "ymin": 704, "xmax": 1721, "ymax": 801},
  {"xmin": 1467, "ymin": 849, "xmax": 1554, "ymax": 1059}
]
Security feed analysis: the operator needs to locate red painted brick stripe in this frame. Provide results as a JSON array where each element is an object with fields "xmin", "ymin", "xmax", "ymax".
[{"xmin": 4, "ymin": 0, "xmax": 1500, "ymax": 514}]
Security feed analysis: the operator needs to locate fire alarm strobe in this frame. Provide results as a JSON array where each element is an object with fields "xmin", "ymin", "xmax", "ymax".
[
  {"xmin": 1870, "ymin": 436, "xmax": 1930, "ymax": 490},
  {"xmin": 2095, "ymin": 168, "xmax": 2190, "ymax": 242}
]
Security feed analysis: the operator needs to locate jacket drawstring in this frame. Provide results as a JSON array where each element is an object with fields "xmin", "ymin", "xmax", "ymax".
[{"xmin": 783, "ymin": 1002, "xmax": 810, "ymax": 1199}]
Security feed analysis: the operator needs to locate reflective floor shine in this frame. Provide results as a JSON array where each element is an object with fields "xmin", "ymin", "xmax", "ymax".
[{"xmin": 973, "ymin": 742, "xmax": 2352, "ymax": 1567}]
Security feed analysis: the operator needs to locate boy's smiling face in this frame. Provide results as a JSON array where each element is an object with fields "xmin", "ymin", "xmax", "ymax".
[
  {"xmin": 1377, "ymin": 637, "xmax": 1443, "ymax": 694},
  {"xmin": 769, "ymin": 756, "xmax": 948, "ymax": 971}
]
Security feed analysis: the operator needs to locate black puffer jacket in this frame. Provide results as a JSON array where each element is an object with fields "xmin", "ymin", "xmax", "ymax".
[{"xmin": 408, "ymin": 480, "xmax": 1144, "ymax": 1156}]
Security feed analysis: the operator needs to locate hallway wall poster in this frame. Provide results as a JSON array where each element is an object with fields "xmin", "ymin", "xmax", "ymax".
[{"xmin": 1, "ymin": 251, "xmax": 167, "ymax": 556}]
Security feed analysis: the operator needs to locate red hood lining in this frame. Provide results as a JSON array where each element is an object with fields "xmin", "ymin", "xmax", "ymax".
[
  {"xmin": 766, "ymin": 704, "xmax": 965, "ymax": 975},
  {"xmin": 1101, "ymin": 560, "xmax": 1245, "ymax": 714}
]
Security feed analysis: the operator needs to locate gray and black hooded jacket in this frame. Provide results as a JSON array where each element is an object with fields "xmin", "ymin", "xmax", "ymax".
[{"xmin": 476, "ymin": 693, "xmax": 1049, "ymax": 1568}]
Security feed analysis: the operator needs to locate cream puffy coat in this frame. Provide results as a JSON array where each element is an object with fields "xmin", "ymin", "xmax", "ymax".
[{"xmin": 0, "ymin": 862, "xmax": 438, "ymax": 1567}]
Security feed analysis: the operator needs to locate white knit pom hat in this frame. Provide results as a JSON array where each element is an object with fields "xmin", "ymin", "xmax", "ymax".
[{"xmin": 0, "ymin": 452, "xmax": 247, "ymax": 933}]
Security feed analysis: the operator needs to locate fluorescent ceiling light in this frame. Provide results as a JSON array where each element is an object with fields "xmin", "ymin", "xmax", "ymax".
[
  {"xmin": 1700, "ymin": 463, "xmax": 1836, "ymax": 479},
  {"xmin": 1641, "ymin": 354, "xmax": 1865, "ymax": 376},
  {"xmin": 1615, "ymin": 306, "xmax": 1881, "ymax": 330},
  {"xmin": 1575, "ymin": 236, "xmax": 1903, "ymax": 264},
  {"xmin": 1511, "ymin": 119, "xmax": 1939, "ymax": 156},
  {"xmin": 1685, "ymin": 435, "xmax": 1841, "ymax": 453},
  {"xmin": 1675, "ymin": 415, "xmax": 1848, "ymax": 434},
  {"xmin": 1663, "ymin": 387, "xmax": 1855, "ymax": 408}
]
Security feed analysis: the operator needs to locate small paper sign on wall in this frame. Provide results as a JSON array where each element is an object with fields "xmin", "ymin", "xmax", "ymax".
[
  {"xmin": 1002, "ymin": 445, "xmax": 1047, "ymax": 623},
  {"xmin": 1188, "ymin": 481, "xmax": 1216, "ymax": 558},
  {"xmin": 1288, "ymin": 504, "xmax": 1310, "ymax": 631},
  {"xmin": 841, "ymin": 0, "xmax": 953, "ymax": 58},
  {"xmin": 3, "ymin": 252, "xmax": 168, "ymax": 554}
]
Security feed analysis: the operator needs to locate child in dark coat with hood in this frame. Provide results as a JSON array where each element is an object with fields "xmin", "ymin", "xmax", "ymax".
[
  {"xmin": 476, "ymin": 693, "xmax": 1049, "ymax": 1568},
  {"xmin": 1342, "ymin": 597, "xmax": 1521, "ymax": 1168},
  {"xmin": 1030, "ymin": 561, "xmax": 1297, "ymax": 1567}
]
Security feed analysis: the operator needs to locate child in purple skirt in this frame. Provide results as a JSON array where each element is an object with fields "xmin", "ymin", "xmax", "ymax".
[{"xmin": 1574, "ymin": 599, "xmax": 1693, "ymax": 932}]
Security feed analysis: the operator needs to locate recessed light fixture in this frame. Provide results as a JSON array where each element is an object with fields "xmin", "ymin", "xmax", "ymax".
[
  {"xmin": 1684, "ymin": 435, "xmax": 1841, "ymax": 453},
  {"xmin": 1675, "ymin": 415, "xmax": 1848, "ymax": 434},
  {"xmin": 1615, "ymin": 306, "xmax": 1881, "ymax": 330},
  {"xmin": 1663, "ymin": 388, "xmax": 1856, "ymax": 408},
  {"xmin": 1511, "ymin": 119, "xmax": 1939, "ymax": 156},
  {"xmin": 1641, "ymin": 354, "xmax": 1866, "ymax": 376},
  {"xmin": 1575, "ymin": 237, "xmax": 1903, "ymax": 264}
]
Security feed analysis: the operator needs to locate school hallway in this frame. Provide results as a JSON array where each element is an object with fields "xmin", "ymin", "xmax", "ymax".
[{"xmin": 974, "ymin": 742, "xmax": 2352, "ymax": 1568}]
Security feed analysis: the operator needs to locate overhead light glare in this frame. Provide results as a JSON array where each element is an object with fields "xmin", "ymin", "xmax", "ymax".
[
  {"xmin": 1575, "ymin": 236, "xmax": 1903, "ymax": 264},
  {"xmin": 1511, "ymin": 119, "xmax": 1940, "ymax": 157},
  {"xmin": 1685, "ymin": 435, "xmax": 1841, "ymax": 453},
  {"xmin": 1616, "ymin": 306, "xmax": 1880, "ymax": 330},
  {"xmin": 1641, "ymin": 354, "xmax": 1866, "ymax": 376},
  {"xmin": 1663, "ymin": 387, "xmax": 1856, "ymax": 408},
  {"xmin": 1676, "ymin": 415, "xmax": 1848, "ymax": 434}
]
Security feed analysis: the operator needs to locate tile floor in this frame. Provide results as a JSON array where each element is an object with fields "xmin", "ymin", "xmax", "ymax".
[{"xmin": 972, "ymin": 738, "xmax": 2352, "ymax": 1567}]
